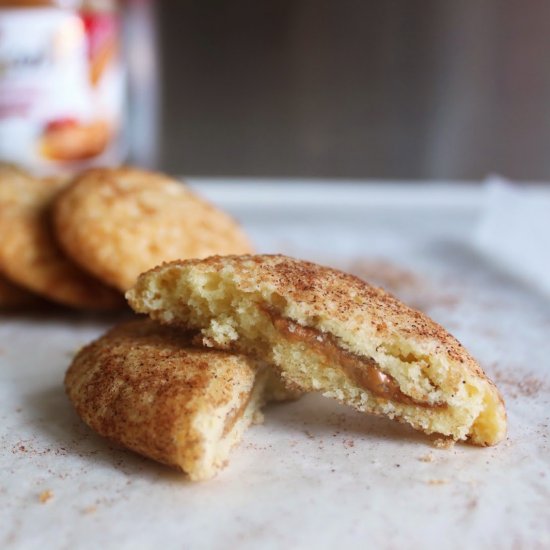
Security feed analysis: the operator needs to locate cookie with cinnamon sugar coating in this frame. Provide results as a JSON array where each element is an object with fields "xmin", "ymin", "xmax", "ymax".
[
  {"xmin": 0, "ymin": 166, "xmax": 123, "ymax": 309},
  {"xmin": 127, "ymin": 254, "xmax": 507, "ymax": 446},
  {"xmin": 0, "ymin": 274, "xmax": 44, "ymax": 309},
  {"xmin": 53, "ymin": 167, "xmax": 253, "ymax": 291},
  {"xmin": 65, "ymin": 318, "xmax": 287, "ymax": 481}
]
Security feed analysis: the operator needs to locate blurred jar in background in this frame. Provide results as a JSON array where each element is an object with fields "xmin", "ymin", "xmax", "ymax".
[
  {"xmin": 122, "ymin": 0, "xmax": 159, "ymax": 169},
  {"xmin": 0, "ymin": 0, "xmax": 127, "ymax": 174}
]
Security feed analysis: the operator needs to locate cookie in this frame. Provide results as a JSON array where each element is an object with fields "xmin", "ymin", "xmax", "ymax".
[
  {"xmin": 0, "ymin": 166, "xmax": 123, "ymax": 309},
  {"xmin": 53, "ymin": 167, "xmax": 254, "ymax": 291},
  {"xmin": 65, "ymin": 318, "xmax": 286, "ymax": 481},
  {"xmin": 127, "ymin": 254, "xmax": 507, "ymax": 446},
  {"xmin": 0, "ymin": 274, "xmax": 44, "ymax": 309}
]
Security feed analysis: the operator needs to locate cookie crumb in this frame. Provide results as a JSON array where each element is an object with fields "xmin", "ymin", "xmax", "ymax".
[
  {"xmin": 427, "ymin": 479, "xmax": 449, "ymax": 485},
  {"xmin": 39, "ymin": 490, "xmax": 53, "ymax": 503},
  {"xmin": 82, "ymin": 505, "xmax": 97, "ymax": 515},
  {"xmin": 251, "ymin": 410, "xmax": 264, "ymax": 425},
  {"xmin": 433, "ymin": 438, "xmax": 455, "ymax": 449},
  {"xmin": 418, "ymin": 453, "xmax": 435, "ymax": 463}
]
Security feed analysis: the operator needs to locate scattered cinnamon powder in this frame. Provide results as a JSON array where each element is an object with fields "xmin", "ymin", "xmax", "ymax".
[
  {"xmin": 489, "ymin": 364, "xmax": 548, "ymax": 399},
  {"xmin": 12, "ymin": 440, "xmax": 68, "ymax": 457},
  {"xmin": 346, "ymin": 258, "xmax": 460, "ymax": 312},
  {"xmin": 347, "ymin": 259, "xmax": 421, "ymax": 293}
]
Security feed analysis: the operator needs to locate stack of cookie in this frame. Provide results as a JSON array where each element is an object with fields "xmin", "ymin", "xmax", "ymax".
[
  {"xmin": 0, "ymin": 163, "xmax": 507, "ymax": 479},
  {"xmin": 0, "ymin": 164, "xmax": 252, "ymax": 310},
  {"xmin": 65, "ymin": 318, "xmax": 298, "ymax": 481},
  {"xmin": 65, "ymin": 254, "xmax": 508, "ymax": 481}
]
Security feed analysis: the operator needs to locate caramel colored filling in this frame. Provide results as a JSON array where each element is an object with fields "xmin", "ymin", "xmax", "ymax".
[
  {"xmin": 222, "ymin": 391, "xmax": 254, "ymax": 437},
  {"xmin": 268, "ymin": 310, "xmax": 441, "ymax": 408}
]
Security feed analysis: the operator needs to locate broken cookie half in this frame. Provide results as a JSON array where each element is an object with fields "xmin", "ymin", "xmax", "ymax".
[
  {"xmin": 127, "ymin": 254, "xmax": 507, "ymax": 446},
  {"xmin": 65, "ymin": 318, "xmax": 289, "ymax": 481}
]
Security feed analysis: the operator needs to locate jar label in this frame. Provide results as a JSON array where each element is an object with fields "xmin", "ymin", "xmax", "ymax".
[{"xmin": 0, "ymin": 8, "xmax": 125, "ymax": 173}]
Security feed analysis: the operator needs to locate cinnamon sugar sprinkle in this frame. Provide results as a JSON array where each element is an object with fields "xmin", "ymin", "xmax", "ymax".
[
  {"xmin": 347, "ymin": 258, "xmax": 460, "ymax": 312},
  {"xmin": 488, "ymin": 363, "xmax": 549, "ymax": 399},
  {"xmin": 347, "ymin": 259, "xmax": 421, "ymax": 292}
]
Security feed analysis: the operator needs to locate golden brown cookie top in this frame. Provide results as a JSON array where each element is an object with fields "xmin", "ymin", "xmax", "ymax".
[
  {"xmin": 0, "ymin": 163, "xmax": 59, "ymax": 206},
  {"xmin": 127, "ymin": 254, "xmax": 506, "ymax": 446},
  {"xmin": 65, "ymin": 318, "xmax": 261, "ymax": 476},
  {"xmin": 129, "ymin": 254, "xmax": 476, "ymax": 366},
  {"xmin": 66, "ymin": 318, "xmax": 257, "ymax": 415},
  {"xmin": 0, "ymin": 166, "xmax": 123, "ymax": 309},
  {"xmin": 53, "ymin": 167, "xmax": 254, "ymax": 291}
]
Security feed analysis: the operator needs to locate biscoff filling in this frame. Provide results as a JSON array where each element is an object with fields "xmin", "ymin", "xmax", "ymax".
[
  {"xmin": 267, "ymin": 310, "xmax": 443, "ymax": 408},
  {"xmin": 222, "ymin": 390, "xmax": 254, "ymax": 437}
]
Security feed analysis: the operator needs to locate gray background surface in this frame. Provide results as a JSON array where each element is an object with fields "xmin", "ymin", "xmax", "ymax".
[{"xmin": 156, "ymin": 1, "xmax": 550, "ymax": 180}]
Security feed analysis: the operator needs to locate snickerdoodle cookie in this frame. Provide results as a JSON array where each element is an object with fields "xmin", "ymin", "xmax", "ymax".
[
  {"xmin": 0, "ymin": 274, "xmax": 44, "ymax": 309},
  {"xmin": 65, "ymin": 318, "xmax": 287, "ymax": 481},
  {"xmin": 0, "ymin": 166, "xmax": 123, "ymax": 309},
  {"xmin": 53, "ymin": 167, "xmax": 253, "ymax": 291},
  {"xmin": 127, "ymin": 254, "xmax": 507, "ymax": 446}
]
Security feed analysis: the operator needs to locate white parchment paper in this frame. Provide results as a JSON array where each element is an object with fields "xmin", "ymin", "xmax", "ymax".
[
  {"xmin": 476, "ymin": 177, "xmax": 550, "ymax": 297},
  {"xmin": 1, "ymin": 181, "xmax": 549, "ymax": 550}
]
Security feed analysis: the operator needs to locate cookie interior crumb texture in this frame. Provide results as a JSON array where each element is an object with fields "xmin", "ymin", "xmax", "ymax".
[
  {"xmin": 127, "ymin": 254, "xmax": 507, "ymax": 446},
  {"xmin": 65, "ymin": 319, "xmax": 291, "ymax": 481}
]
